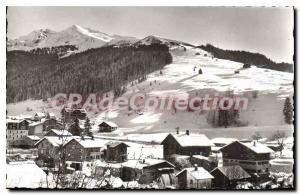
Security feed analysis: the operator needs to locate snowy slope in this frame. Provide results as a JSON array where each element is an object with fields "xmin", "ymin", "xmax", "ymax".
[
  {"xmin": 7, "ymin": 45, "xmax": 294, "ymax": 139},
  {"xmin": 91, "ymin": 46, "xmax": 293, "ymax": 136}
]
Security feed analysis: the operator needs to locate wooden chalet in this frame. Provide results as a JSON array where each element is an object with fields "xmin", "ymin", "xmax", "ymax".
[
  {"xmin": 210, "ymin": 165, "xmax": 251, "ymax": 189},
  {"xmin": 61, "ymin": 108, "xmax": 87, "ymax": 123},
  {"xmin": 176, "ymin": 165, "xmax": 214, "ymax": 189},
  {"xmin": 98, "ymin": 121, "xmax": 118, "ymax": 133},
  {"xmin": 122, "ymin": 159, "xmax": 175, "ymax": 184},
  {"xmin": 105, "ymin": 141, "xmax": 129, "ymax": 162},
  {"xmin": 220, "ymin": 141, "xmax": 274, "ymax": 181},
  {"xmin": 161, "ymin": 130, "xmax": 215, "ymax": 159}
]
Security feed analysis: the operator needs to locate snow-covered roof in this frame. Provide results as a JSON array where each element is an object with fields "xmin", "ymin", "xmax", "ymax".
[
  {"xmin": 49, "ymin": 113, "xmax": 56, "ymax": 117},
  {"xmin": 26, "ymin": 135, "xmax": 40, "ymax": 141},
  {"xmin": 176, "ymin": 166, "xmax": 214, "ymax": 180},
  {"xmin": 105, "ymin": 141, "xmax": 129, "ymax": 148},
  {"xmin": 34, "ymin": 112, "xmax": 46, "ymax": 118},
  {"xmin": 6, "ymin": 118, "xmax": 27, "ymax": 124},
  {"xmin": 64, "ymin": 108, "xmax": 87, "ymax": 114},
  {"xmin": 29, "ymin": 121, "xmax": 43, "ymax": 127},
  {"xmin": 192, "ymin": 155, "xmax": 210, "ymax": 161},
  {"xmin": 211, "ymin": 165, "xmax": 251, "ymax": 180},
  {"xmin": 220, "ymin": 141, "xmax": 274, "ymax": 154},
  {"xmin": 211, "ymin": 137, "xmax": 238, "ymax": 145},
  {"xmin": 164, "ymin": 133, "xmax": 215, "ymax": 147},
  {"xmin": 48, "ymin": 129, "xmax": 72, "ymax": 136},
  {"xmin": 35, "ymin": 136, "xmax": 73, "ymax": 147},
  {"xmin": 73, "ymin": 137, "xmax": 108, "ymax": 148},
  {"xmin": 122, "ymin": 159, "xmax": 175, "ymax": 170},
  {"xmin": 99, "ymin": 121, "xmax": 118, "ymax": 128},
  {"xmin": 241, "ymin": 141, "xmax": 274, "ymax": 154},
  {"xmin": 7, "ymin": 161, "xmax": 49, "ymax": 188}
]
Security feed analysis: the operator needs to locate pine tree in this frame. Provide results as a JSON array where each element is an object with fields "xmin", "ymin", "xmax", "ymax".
[
  {"xmin": 283, "ymin": 97, "xmax": 293, "ymax": 124},
  {"xmin": 69, "ymin": 118, "xmax": 82, "ymax": 136},
  {"xmin": 83, "ymin": 117, "xmax": 93, "ymax": 139}
]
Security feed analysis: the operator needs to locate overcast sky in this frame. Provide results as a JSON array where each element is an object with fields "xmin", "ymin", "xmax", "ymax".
[{"xmin": 7, "ymin": 6, "xmax": 293, "ymax": 63}]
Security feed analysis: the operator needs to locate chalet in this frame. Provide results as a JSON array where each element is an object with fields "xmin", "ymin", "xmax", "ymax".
[
  {"xmin": 161, "ymin": 130, "xmax": 215, "ymax": 159},
  {"xmin": 61, "ymin": 108, "xmax": 87, "ymax": 123},
  {"xmin": 35, "ymin": 136, "xmax": 73, "ymax": 166},
  {"xmin": 210, "ymin": 165, "xmax": 251, "ymax": 189},
  {"xmin": 6, "ymin": 119, "xmax": 29, "ymax": 147},
  {"xmin": 24, "ymin": 135, "xmax": 40, "ymax": 148},
  {"xmin": 45, "ymin": 129, "xmax": 72, "ymax": 137},
  {"xmin": 122, "ymin": 159, "xmax": 175, "ymax": 184},
  {"xmin": 28, "ymin": 121, "xmax": 43, "ymax": 137},
  {"xmin": 176, "ymin": 165, "xmax": 214, "ymax": 189},
  {"xmin": 64, "ymin": 138, "xmax": 107, "ymax": 162},
  {"xmin": 33, "ymin": 112, "xmax": 47, "ymax": 121},
  {"xmin": 190, "ymin": 155, "xmax": 218, "ymax": 172},
  {"xmin": 98, "ymin": 121, "xmax": 118, "ymax": 133},
  {"xmin": 220, "ymin": 141, "xmax": 274, "ymax": 181},
  {"xmin": 43, "ymin": 118, "xmax": 63, "ymax": 132},
  {"xmin": 105, "ymin": 141, "xmax": 129, "ymax": 162}
]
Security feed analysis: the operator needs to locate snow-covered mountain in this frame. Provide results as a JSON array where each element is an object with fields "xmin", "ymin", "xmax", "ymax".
[
  {"xmin": 134, "ymin": 35, "xmax": 194, "ymax": 47},
  {"xmin": 7, "ymin": 25, "xmax": 137, "ymax": 51}
]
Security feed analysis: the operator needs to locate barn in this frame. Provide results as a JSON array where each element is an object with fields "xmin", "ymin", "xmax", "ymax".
[
  {"xmin": 161, "ymin": 130, "xmax": 215, "ymax": 159},
  {"xmin": 98, "ymin": 121, "xmax": 118, "ymax": 133}
]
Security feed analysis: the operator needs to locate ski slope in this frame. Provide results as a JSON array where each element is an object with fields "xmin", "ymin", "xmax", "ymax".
[{"xmin": 7, "ymin": 45, "xmax": 294, "ymax": 138}]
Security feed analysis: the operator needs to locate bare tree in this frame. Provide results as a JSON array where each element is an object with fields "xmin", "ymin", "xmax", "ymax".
[{"xmin": 271, "ymin": 131, "xmax": 286, "ymax": 157}]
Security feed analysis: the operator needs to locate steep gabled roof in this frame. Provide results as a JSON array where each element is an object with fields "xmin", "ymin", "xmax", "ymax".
[
  {"xmin": 211, "ymin": 165, "xmax": 251, "ymax": 180},
  {"xmin": 176, "ymin": 167, "xmax": 214, "ymax": 180},
  {"xmin": 47, "ymin": 129, "xmax": 73, "ymax": 136},
  {"xmin": 162, "ymin": 133, "xmax": 215, "ymax": 147},
  {"xmin": 35, "ymin": 136, "xmax": 73, "ymax": 147},
  {"xmin": 105, "ymin": 141, "xmax": 129, "ymax": 148},
  {"xmin": 220, "ymin": 141, "xmax": 274, "ymax": 154},
  {"xmin": 99, "ymin": 121, "xmax": 118, "ymax": 128},
  {"xmin": 122, "ymin": 159, "xmax": 175, "ymax": 170},
  {"xmin": 72, "ymin": 137, "xmax": 108, "ymax": 148},
  {"xmin": 26, "ymin": 135, "xmax": 40, "ymax": 141}
]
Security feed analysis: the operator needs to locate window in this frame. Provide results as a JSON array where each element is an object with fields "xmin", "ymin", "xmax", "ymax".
[{"xmin": 190, "ymin": 180, "xmax": 193, "ymax": 185}]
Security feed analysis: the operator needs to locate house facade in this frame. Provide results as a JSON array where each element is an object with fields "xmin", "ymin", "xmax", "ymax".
[
  {"xmin": 64, "ymin": 138, "xmax": 106, "ymax": 162},
  {"xmin": 161, "ymin": 131, "xmax": 215, "ymax": 159},
  {"xmin": 43, "ymin": 118, "xmax": 63, "ymax": 132},
  {"xmin": 220, "ymin": 141, "xmax": 273, "ymax": 180},
  {"xmin": 6, "ymin": 119, "xmax": 29, "ymax": 147},
  {"xmin": 210, "ymin": 165, "xmax": 251, "ymax": 189},
  {"xmin": 61, "ymin": 108, "xmax": 87, "ymax": 123},
  {"xmin": 35, "ymin": 136, "xmax": 73, "ymax": 166},
  {"xmin": 176, "ymin": 165, "xmax": 214, "ymax": 189},
  {"xmin": 105, "ymin": 142, "xmax": 129, "ymax": 162},
  {"xmin": 24, "ymin": 135, "xmax": 40, "ymax": 148},
  {"xmin": 28, "ymin": 122, "xmax": 44, "ymax": 137},
  {"xmin": 98, "ymin": 121, "xmax": 118, "ymax": 133},
  {"xmin": 122, "ymin": 159, "xmax": 175, "ymax": 184}
]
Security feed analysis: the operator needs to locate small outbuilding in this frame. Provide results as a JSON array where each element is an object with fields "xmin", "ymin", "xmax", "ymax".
[
  {"xmin": 210, "ymin": 165, "xmax": 251, "ymax": 189},
  {"xmin": 176, "ymin": 165, "xmax": 214, "ymax": 189},
  {"xmin": 98, "ymin": 121, "xmax": 118, "ymax": 133}
]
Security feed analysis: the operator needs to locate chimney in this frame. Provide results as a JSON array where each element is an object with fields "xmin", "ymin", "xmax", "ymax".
[
  {"xmin": 253, "ymin": 140, "xmax": 256, "ymax": 147},
  {"xmin": 176, "ymin": 129, "xmax": 179, "ymax": 134},
  {"xmin": 186, "ymin": 130, "xmax": 190, "ymax": 135},
  {"xmin": 194, "ymin": 164, "xmax": 198, "ymax": 171}
]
